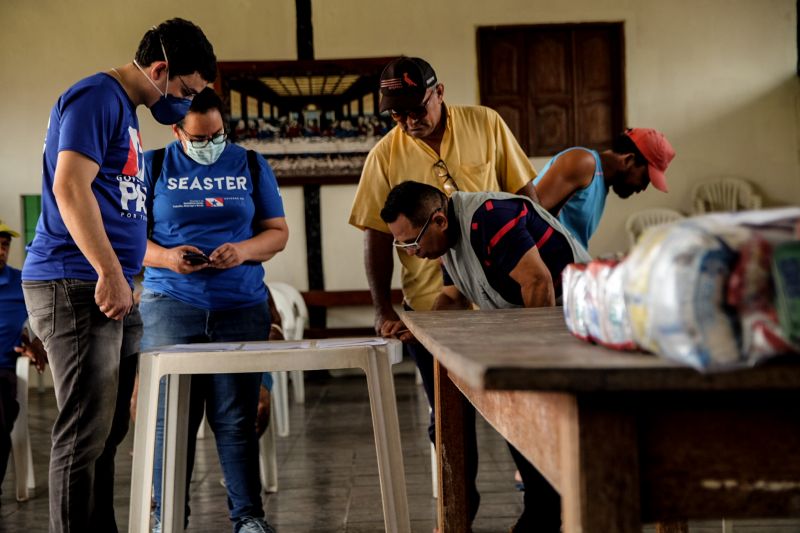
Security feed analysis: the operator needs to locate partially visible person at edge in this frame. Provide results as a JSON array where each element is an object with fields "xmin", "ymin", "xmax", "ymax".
[
  {"xmin": 141, "ymin": 87, "xmax": 288, "ymax": 533},
  {"xmin": 0, "ymin": 221, "xmax": 48, "ymax": 502},
  {"xmin": 534, "ymin": 128, "xmax": 676, "ymax": 248},
  {"xmin": 381, "ymin": 181, "xmax": 591, "ymax": 532},
  {"xmin": 348, "ymin": 56, "xmax": 539, "ymax": 525},
  {"xmin": 21, "ymin": 19, "xmax": 216, "ymax": 533}
]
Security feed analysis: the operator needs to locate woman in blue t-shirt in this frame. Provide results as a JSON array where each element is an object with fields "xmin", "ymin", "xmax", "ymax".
[{"xmin": 140, "ymin": 88, "xmax": 288, "ymax": 533}]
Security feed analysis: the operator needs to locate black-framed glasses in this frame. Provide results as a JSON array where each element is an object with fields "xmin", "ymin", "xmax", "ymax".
[
  {"xmin": 433, "ymin": 159, "xmax": 459, "ymax": 196},
  {"xmin": 177, "ymin": 75, "xmax": 200, "ymax": 98},
  {"xmin": 393, "ymin": 207, "xmax": 442, "ymax": 252},
  {"xmin": 179, "ymin": 127, "xmax": 227, "ymax": 148},
  {"xmin": 390, "ymin": 92, "xmax": 433, "ymax": 122}
]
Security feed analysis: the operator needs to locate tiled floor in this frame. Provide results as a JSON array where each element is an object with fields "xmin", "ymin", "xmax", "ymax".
[
  {"xmin": 1, "ymin": 365, "xmax": 799, "ymax": 533},
  {"xmin": 0, "ymin": 364, "xmax": 523, "ymax": 533}
]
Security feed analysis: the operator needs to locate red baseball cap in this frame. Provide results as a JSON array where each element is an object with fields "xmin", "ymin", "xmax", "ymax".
[{"xmin": 624, "ymin": 128, "xmax": 675, "ymax": 193}]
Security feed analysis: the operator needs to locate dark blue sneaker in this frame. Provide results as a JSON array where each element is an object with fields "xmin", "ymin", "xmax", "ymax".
[{"xmin": 235, "ymin": 516, "xmax": 276, "ymax": 533}]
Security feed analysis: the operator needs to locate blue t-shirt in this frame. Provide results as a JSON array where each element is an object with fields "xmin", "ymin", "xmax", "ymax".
[
  {"xmin": 442, "ymin": 197, "xmax": 575, "ymax": 305},
  {"xmin": 0, "ymin": 267, "xmax": 28, "ymax": 369},
  {"xmin": 533, "ymin": 147, "xmax": 606, "ymax": 249},
  {"xmin": 23, "ymin": 73, "xmax": 146, "ymax": 284},
  {"xmin": 143, "ymin": 142, "xmax": 285, "ymax": 310}
]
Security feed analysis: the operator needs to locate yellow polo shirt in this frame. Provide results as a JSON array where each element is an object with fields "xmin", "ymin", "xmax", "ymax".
[{"xmin": 349, "ymin": 104, "xmax": 536, "ymax": 311}]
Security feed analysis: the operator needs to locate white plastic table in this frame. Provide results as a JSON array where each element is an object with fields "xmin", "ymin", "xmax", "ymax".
[{"xmin": 128, "ymin": 338, "xmax": 410, "ymax": 533}]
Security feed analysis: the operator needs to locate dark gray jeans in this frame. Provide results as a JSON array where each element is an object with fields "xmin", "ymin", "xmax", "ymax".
[{"xmin": 23, "ymin": 279, "xmax": 141, "ymax": 533}]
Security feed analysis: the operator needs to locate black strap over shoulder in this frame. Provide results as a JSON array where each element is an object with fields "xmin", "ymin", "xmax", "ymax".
[
  {"xmin": 146, "ymin": 148, "xmax": 166, "ymax": 238},
  {"xmin": 246, "ymin": 149, "xmax": 262, "ymax": 224}
]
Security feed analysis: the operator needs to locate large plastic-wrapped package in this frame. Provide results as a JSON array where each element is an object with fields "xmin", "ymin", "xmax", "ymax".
[
  {"xmin": 622, "ymin": 208, "xmax": 800, "ymax": 371},
  {"xmin": 728, "ymin": 234, "xmax": 800, "ymax": 360},
  {"xmin": 583, "ymin": 261, "xmax": 606, "ymax": 342},
  {"xmin": 563, "ymin": 259, "xmax": 637, "ymax": 350},
  {"xmin": 623, "ymin": 223, "xmax": 742, "ymax": 370},
  {"xmin": 772, "ymin": 241, "xmax": 800, "ymax": 345},
  {"xmin": 562, "ymin": 263, "xmax": 589, "ymax": 341},
  {"xmin": 598, "ymin": 260, "xmax": 637, "ymax": 350}
]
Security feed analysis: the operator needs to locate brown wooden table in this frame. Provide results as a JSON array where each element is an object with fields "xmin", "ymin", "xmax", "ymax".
[{"xmin": 401, "ymin": 307, "xmax": 800, "ymax": 533}]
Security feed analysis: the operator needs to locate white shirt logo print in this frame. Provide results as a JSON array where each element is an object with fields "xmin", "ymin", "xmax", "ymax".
[{"xmin": 118, "ymin": 126, "xmax": 147, "ymax": 219}]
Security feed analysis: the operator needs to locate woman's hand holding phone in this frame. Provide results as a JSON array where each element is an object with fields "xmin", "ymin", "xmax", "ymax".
[{"xmin": 166, "ymin": 245, "xmax": 210, "ymax": 274}]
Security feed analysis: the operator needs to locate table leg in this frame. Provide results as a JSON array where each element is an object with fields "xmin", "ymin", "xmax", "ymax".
[
  {"xmin": 129, "ymin": 356, "xmax": 161, "ymax": 533},
  {"xmin": 560, "ymin": 399, "xmax": 641, "ymax": 533},
  {"xmin": 363, "ymin": 345, "xmax": 411, "ymax": 533},
  {"xmin": 434, "ymin": 360, "xmax": 472, "ymax": 533},
  {"xmin": 162, "ymin": 374, "xmax": 191, "ymax": 533}
]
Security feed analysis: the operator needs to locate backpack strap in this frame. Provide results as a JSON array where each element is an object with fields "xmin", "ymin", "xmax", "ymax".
[
  {"xmin": 246, "ymin": 149, "xmax": 262, "ymax": 225},
  {"xmin": 146, "ymin": 148, "xmax": 166, "ymax": 239}
]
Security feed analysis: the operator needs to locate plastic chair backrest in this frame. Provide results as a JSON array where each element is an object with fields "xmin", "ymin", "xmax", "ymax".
[
  {"xmin": 266, "ymin": 282, "xmax": 308, "ymax": 341},
  {"xmin": 691, "ymin": 178, "xmax": 762, "ymax": 214},
  {"xmin": 625, "ymin": 208, "xmax": 685, "ymax": 247},
  {"xmin": 266, "ymin": 284, "xmax": 296, "ymax": 340}
]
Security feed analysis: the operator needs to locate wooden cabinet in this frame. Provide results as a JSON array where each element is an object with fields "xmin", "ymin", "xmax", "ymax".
[{"xmin": 478, "ymin": 23, "xmax": 625, "ymax": 156}]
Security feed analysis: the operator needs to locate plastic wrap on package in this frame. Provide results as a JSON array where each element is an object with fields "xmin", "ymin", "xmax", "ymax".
[
  {"xmin": 728, "ymin": 235, "xmax": 800, "ymax": 360},
  {"xmin": 584, "ymin": 261, "xmax": 608, "ymax": 342},
  {"xmin": 562, "ymin": 263, "xmax": 589, "ymax": 341},
  {"xmin": 623, "ymin": 222, "xmax": 741, "ymax": 370},
  {"xmin": 772, "ymin": 241, "xmax": 800, "ymax": 345},
  {"xmin": 598, "ymin": 261, "xmax": 637, "ymax": 350}
]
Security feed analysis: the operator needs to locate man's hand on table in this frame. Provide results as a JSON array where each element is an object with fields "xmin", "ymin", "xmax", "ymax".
[{"xmin": 379, "ymin": 315, "xmax": 416, "ymax": 343}]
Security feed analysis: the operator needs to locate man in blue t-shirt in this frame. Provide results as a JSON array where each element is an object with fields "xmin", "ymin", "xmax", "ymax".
[
  {"xmin": 533, "ymin": 128, "xmax": 676, "ymax": 248},
  {"xmin": 0, "ymin": 221, "xmax": 47, "ymax": 501},
  {"xmin": 379, "ymin": 182, "xmax": 590, "ymax": 532},
  {"xmin": 20, "ymin": 19, "xmax": 216, "ymax": 533}
]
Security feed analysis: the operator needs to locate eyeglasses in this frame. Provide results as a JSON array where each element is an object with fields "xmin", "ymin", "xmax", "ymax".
[
  {"xmin": 393, "ymin": 207, "xmax": 442, "ymax": 252},
  {"xmin": 390, "ymin": 92, "xmax": 433, "ymax": 122},
  {"xmin": 179, "ymin": 127, "xmax": 227, "ymax": 148},
  {"xmin": 177, "ymin": 75, "xmax": 200, "ymax": 98},
  {"xmin": 433, "ymin": 159, "xmax": 459, "ymax": 196}
]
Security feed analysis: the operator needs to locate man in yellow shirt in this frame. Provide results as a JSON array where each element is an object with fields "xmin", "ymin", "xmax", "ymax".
[{"xmin": 349, "ymin": 56, "xmax": 541, "ymax": 529}]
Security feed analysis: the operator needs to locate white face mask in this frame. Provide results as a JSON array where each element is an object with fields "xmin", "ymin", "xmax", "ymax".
[{"xmin": 183, "ymin": 139, "xmax": 225, "ymax": 165}]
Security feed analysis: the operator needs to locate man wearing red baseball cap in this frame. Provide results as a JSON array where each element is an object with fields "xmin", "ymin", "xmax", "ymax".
[{"xmin": 534, "ymin": 128, "xmax": 676, "ymax": 248}]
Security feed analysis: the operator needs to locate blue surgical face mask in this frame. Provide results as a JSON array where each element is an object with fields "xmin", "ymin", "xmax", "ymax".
[
  {"xmin": 183, "ymin": 139, "xmax": 226, "ymax": 166},
  {"xmin": 134, "ymin": 38, "xmax": 192, "ymax": 125}
]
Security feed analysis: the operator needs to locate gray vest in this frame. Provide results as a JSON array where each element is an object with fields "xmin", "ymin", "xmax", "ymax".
[{"xmin": 442, "ymin": 191, "xmax": 591, "ymax": 310}]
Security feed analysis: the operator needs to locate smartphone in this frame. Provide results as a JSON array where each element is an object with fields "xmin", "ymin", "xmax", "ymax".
[{"xmin": 183, "ymin": 251, "xmax": 210, "ymax": 265}]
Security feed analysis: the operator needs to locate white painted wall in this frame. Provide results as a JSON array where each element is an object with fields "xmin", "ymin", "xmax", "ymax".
[{"xmin": 1, "ymin": 0, "xmax": 798, "ymax": 311}]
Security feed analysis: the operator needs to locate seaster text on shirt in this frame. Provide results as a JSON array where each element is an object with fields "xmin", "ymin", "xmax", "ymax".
[{"xmin": 167, "ymin": 176, "xmax": 248, "ymax": 191}]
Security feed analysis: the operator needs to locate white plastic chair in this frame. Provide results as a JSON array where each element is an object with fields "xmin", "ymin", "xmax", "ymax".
[
  {"xmin": 691, "ymin": 177, "xmax": 762, "ymax": 214},
  {"xmin": 10, "ymin": 356, "xmax": 35, "ymax": 501},
  {"xmin": 258, "ymin": 401, "xmax": 279, "ymax": 493},
  {"xmin": 265, "ymin": 285, "xmax": 293, "ymax": 438},
  {"xmin": 267, "ymin": 282, "xmax": 307, "ymax": 404},
  {"xmin": 624, "ymin": 208, "xmax": 685, "ymax": 247}
]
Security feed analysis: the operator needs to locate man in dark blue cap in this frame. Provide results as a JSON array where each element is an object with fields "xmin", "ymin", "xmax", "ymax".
[{"xmin": 350, "ymin": 56, "xmax": 548, "ymax": 531}]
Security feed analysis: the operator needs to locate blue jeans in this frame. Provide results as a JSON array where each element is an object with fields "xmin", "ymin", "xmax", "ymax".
[
  {"xmin": 139, "ymin": 289, "xmax": 268, "ymax": 525},
  {"xmin": 22, "ymin": 279, "xmax": 141, "ymax": 533}
]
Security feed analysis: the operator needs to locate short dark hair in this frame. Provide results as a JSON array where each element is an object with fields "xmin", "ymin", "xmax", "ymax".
[
  {"xmin": 612, "ymin": 131, "xmax": 648, "ymax": 167},
  {"xmin": 380, "ymin": 181, "xmax": 445, "ymax": 227},
  {"xmin": 189, "ymin": 87, "xmax": 223, "ymax": 114},
  {"xmin": 135, "ymin": 18, "xmax": 217, "ymax": 82},
  {"xmin": 0, "ymin": 232, "xmax": 12, "ymax": 240},
  {"xmin": 178, "ymin": 87, "xmax": 225, "ymax": 128}
]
